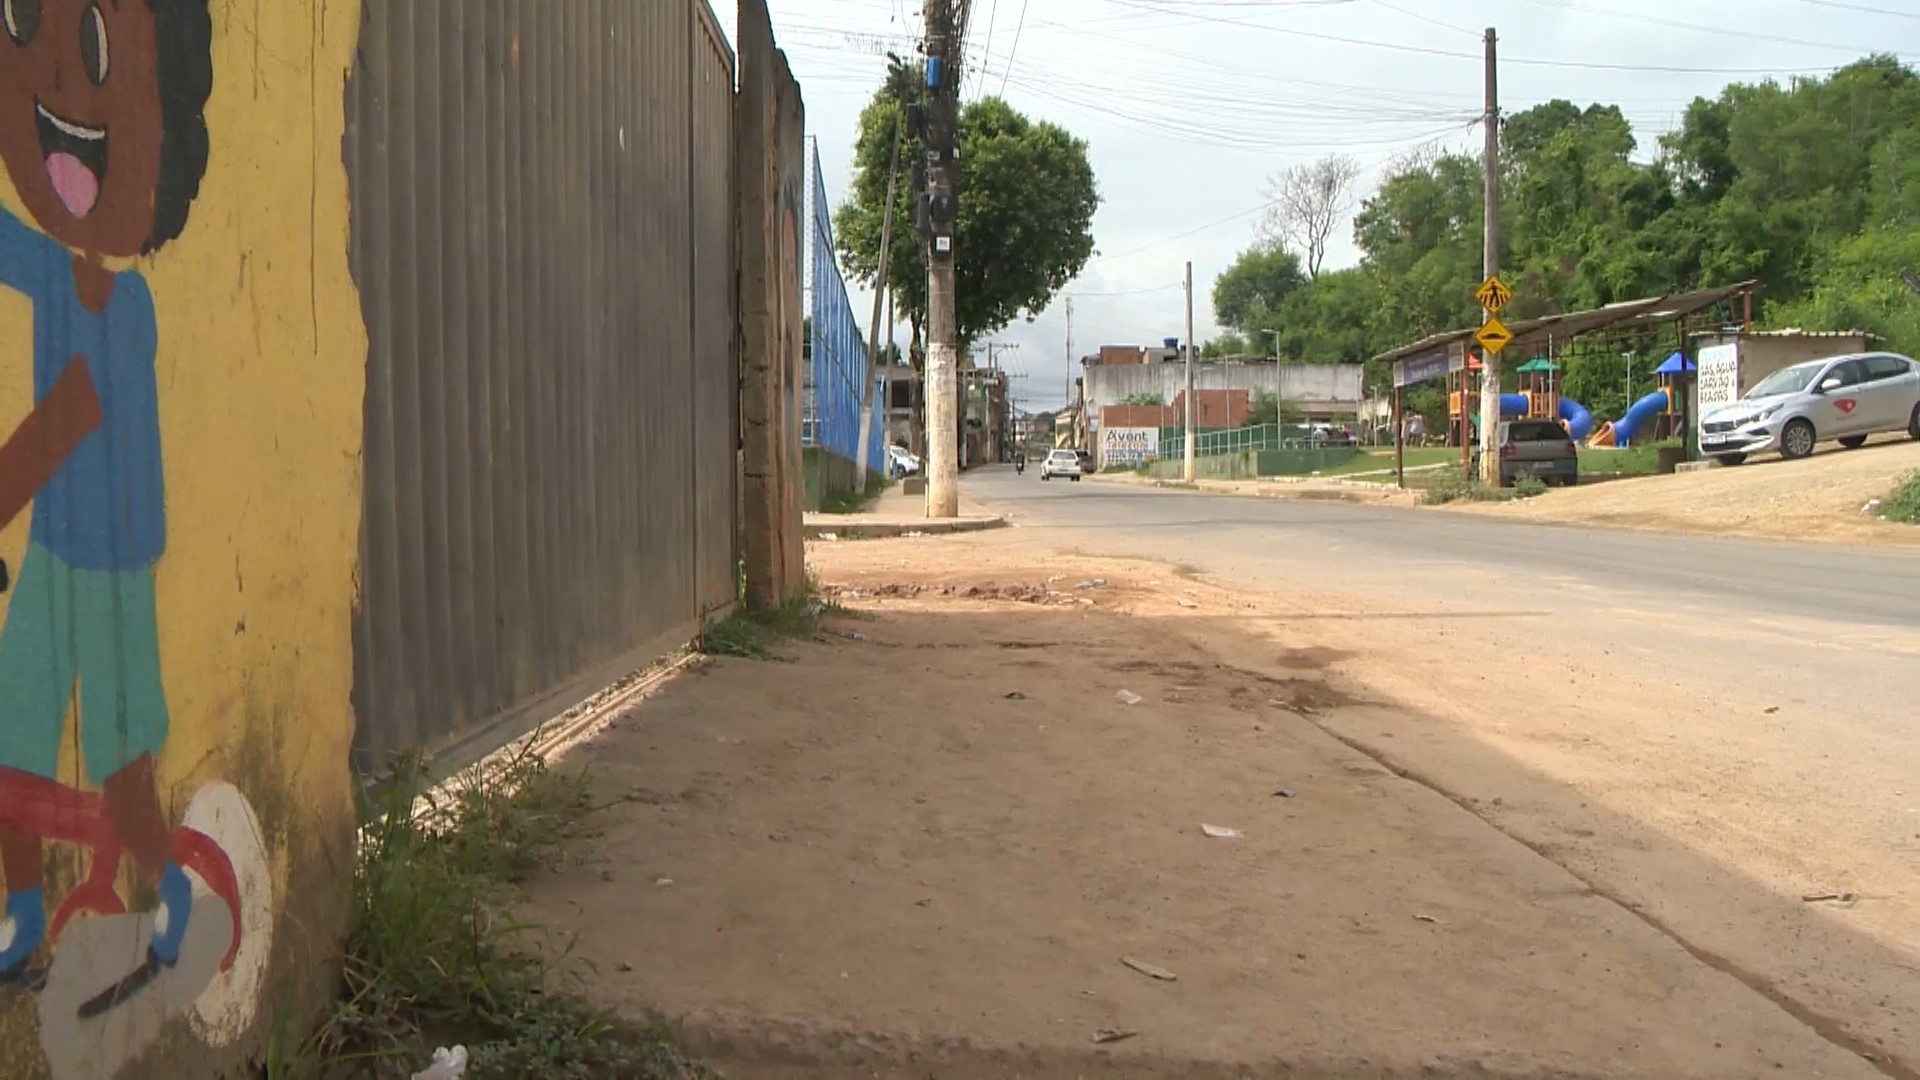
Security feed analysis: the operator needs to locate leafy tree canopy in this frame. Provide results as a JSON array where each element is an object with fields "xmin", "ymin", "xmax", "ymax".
[
  {"xmin": 1213, "ymin": 55, "xmax": 1920, "ymax": 414},
  {"xmin": 1211, "ymin": 243, "xmax": 1305, "ymax": 333},
  {"xmin": 836, "ymin": 75, "xmax": 1099, "ymax": 349}
]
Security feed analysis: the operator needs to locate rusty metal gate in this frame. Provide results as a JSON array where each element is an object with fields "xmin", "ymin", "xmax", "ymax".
[{"xmin": 344, "ymin": 1, "xmax": 738, "ymax": 772}]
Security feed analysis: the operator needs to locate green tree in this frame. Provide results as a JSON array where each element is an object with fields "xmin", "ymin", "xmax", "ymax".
[
  {"xmin": 1211, "ymin": 243, "xmax": 1305, "ymax": 333},
  {"xmin": 1202, "ymin": 53, "xmax": 1920, "ymax": 424},
  {"xmin": 836, "ymin": 74, "xmax": 1099, "ymax": 349},
  {"xmin": 1200, "ymin": 331, "xmax": 1252, "ymax": 358}
]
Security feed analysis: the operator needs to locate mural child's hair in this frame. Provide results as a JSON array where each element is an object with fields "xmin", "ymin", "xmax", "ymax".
[{"xmin": 145, "ymin": 0, "xmax": 214, "ymax": 254}]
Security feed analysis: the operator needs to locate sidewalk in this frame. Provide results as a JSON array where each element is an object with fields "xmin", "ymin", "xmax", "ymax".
[
  {"xmin": 803, "ymin": 477, "xmax": 1009, "ymax": 538},
  {"xmin": 522, "ymin": 538, "xmax": 1878, "ymax": 1079}
]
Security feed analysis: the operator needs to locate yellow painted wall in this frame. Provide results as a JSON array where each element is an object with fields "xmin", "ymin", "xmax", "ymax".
[{"xmin": 0, "ymin": 2, "xmax": 365, "ymax": 1076}]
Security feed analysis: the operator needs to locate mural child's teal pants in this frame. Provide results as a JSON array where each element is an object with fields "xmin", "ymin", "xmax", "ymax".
[{"xmin": 0, "ymin": 544, "xmax": 170, "ymax": 784}]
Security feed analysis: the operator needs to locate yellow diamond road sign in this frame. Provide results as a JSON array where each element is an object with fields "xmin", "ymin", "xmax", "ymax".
[
  {"xmin": 1475, "ymin": 317, "xmax": 1514, "ymax": 356},
  {"xmin": 1473, "ymin": 275, "xmax": 1513, "ymax": 313}
]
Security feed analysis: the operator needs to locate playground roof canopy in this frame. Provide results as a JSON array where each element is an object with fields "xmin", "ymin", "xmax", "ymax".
[
  {"xmin": 1513, "ymin": 358, "xmax": 1559, "ymax": 373},
  {"xmin": 1372, "ymin": 280, "xmax": 1762, "ymax": 366},
  {"xmin": 1654, "ymin": 352, "xmax": 1695, "ymax": 375}
]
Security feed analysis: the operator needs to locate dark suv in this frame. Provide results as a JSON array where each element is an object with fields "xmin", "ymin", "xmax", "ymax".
[{"xmin": 1472, "ymin": 419, "xmax": 1578, "ymax": 487}]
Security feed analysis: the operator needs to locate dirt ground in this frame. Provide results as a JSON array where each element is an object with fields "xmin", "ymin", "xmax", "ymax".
[
  {"xmin": 521, "ymin": 541, "xmax": 1883, "ymax": 1079},
  {"xmin": 1444, "ymin": 435, "xmax": 1920, "ymax": 544}
]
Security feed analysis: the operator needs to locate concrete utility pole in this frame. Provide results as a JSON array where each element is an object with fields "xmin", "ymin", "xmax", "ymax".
[
  {"xmin": 1183, "ymin": 260, "xmax": 1197, "ymax": 482},
  {"xmin": 1064, "ymin": 296, "xmax": 1075, "ymax": 438},
  {"xmin": 1477, "ymin": 26, "xmax": 1503, "ymax": 485},
  {"xmin": 854, "ymin": 104, "xmax": 905, "ymax": 492},
  {"xmin": 922, "ymin": 0, "xmax": 963, "ymax": 516}
]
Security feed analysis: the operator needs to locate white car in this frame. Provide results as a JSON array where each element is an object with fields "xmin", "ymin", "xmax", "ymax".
[
  {"xmin": 1700, "ymin": 352, "xmax": 1920, "ymax": 464},
  {"xmin": 886, "ymin": 445, "xmax": 921, "ymax": 477},
  {"xmin": 1040, "ymin": 449, "xmax": 1083, "ymax": 481}
]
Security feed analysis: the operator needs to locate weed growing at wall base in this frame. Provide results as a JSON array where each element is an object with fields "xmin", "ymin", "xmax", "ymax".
[
  {"xmin": 698, "ymin": 577, "xmax": 850, "ymax": 661},
  {"xmin": 818, "ymin": 473, "xmax": 895, "ymax": 515},
  {"xmin": 264, "ymin": 744, "xmax": 714, "ymax": 1079}
]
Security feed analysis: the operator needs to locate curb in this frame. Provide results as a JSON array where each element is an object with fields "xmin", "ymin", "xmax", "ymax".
[{"xmin": 805, "ymin": 516, "xmax": 1010, "ymax": 540}]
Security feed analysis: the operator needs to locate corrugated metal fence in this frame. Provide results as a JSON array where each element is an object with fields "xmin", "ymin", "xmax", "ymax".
[
  {"xmin": 345, "ymin": 0, "xmax": 738, "ymax": 772},
  {"xmin": 804, "ymin": 140, "xmax": 884, "ymax": 480}
]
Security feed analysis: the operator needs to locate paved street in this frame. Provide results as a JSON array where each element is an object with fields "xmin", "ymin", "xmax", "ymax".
[{"xmin": 967, "ymin": 466, "xmax": 1920, "ymax": 1074}]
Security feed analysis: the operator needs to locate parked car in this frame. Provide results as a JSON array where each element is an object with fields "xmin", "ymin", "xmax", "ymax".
[
  {"xmin": 886, "ymin": 445, "xmax": 921, "ymax": 477},
  {"xmin": 1076, "ymin": 449, "xmax": 1095, "ymax": 473},
  {"xmin": 1471, "ymin": 419, "xmax": 1578, "ymax": 487},
  {"xmin": 1700, "ymin": 352, "xmax": 1920, "ymax": 465},
  {"xmin": 1041, "ymin": 449, "xmax": 1084, "ymax": 481}
]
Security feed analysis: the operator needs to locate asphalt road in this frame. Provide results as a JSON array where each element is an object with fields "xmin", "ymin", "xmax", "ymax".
[
  {"xmin": 973, "ymin": 467, "xmax": 1920, "ymax": 629},
  {"xmin": 966, "ymin": 465, "xmax": 1920, "ymax": 1072},
  {"xmin": 969, "ymin": 466, "xmax": 1920, "ymax": 799}
]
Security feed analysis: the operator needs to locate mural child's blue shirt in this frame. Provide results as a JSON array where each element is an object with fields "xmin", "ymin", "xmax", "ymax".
[{"xmin": 0, "ymin": 205, "xmax": 164, "ymax": 572}]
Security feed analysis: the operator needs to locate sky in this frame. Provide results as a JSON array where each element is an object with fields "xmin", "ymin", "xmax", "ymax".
[{"xmin": 710, "ymin": 0, "xmax": 1920, "ymax": 411}]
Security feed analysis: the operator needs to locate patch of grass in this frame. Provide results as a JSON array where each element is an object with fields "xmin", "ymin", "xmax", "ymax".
[
  {"xmin": 268, "ymin": 743, "xmax": 715, "ymax": 1080},
  {"xmin": 1513, "ymin": 475, "xmax": 1549, "ymax": 499},
  {"xmin": 816, "ymin": 473, "xmax": 895, "ymax": 515},
  {"xmin": 1579, "ymin": 438, "xmax": 1678, "ymax": 477},
  {"xmin": 1315, "ymin": 446, "xmax": 1461, "ymax": 476},
  {"xmin": 1880, "ymin": 471, "xmax": 1920, "ymax": 524},
  {"xmin": 697, "ymin": 577, "xmax": 846, "ymax": 660},
  {"xmin": 1419, "ymin": 472, "xmax": 1547, "ymax": 505}
]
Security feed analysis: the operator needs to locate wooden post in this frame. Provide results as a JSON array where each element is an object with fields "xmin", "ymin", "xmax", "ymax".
[{"xmin": 1394, "ymin": 384, "xmax": 1405, "ymax": 489}]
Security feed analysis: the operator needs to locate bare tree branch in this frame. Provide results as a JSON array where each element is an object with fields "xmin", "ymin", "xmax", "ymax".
[{"xmin": 1258, "ymin": 154, "xmax": 1363, "ymax": 279}]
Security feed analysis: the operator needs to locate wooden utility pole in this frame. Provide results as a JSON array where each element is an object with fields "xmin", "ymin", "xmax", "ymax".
[
  {"xmin": 1183, "ymin": 260, "xmax": 1197, "ymax": 482},
  {"xmin": 923, "ymin": 0, "xmax": 962, "ymax": 516},
  {"xmin": 855, "ymin": 104, "xmax": 904, "ymax": 491},
  {"xmin": 1477, "ymin": 26, "xmax": 1503, "ymax": 484}
]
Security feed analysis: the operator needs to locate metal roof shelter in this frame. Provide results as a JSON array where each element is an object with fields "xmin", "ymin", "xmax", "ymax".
[
  {"xmin": 1374, "ymin": 280, "xmax": 1763, "ymax": 371},
  {"xmin": 1654, "ymin": 352, "xmax": 1694, "ymax": 375}
]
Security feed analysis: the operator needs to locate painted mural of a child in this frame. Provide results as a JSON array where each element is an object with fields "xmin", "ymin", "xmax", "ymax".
[{"xmin": 0, "ymin": 0, "xmax": 214, "ymax": 981}]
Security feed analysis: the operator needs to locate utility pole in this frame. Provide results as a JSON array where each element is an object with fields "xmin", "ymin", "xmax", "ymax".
[
  {"xmin": 855, "ymin": 96, "xmax": 905, "ymax": 492},
  {"xmin": 1183, "ymin": 260, "xmax": 1197, "ymax": 482},
  {"xmin": 1477, "ymin": 26, "xmax": 1503, "ymax": 484},
  {"xmin": 1065, "ymin": 296, "xmax": 1075, "ymax": 430},
  {"xmin": 922, "ymin": 0, "xmax": 963, "ymax": 517}
]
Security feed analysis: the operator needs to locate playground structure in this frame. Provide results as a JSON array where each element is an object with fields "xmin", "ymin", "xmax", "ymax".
[
  {"xmin": 1448, "ymin": 356, "xmax": 1594, "ymax": 444},
  {"xmin": 1378, "ymin": 280, "xmax": 1761, "ymax": 484},
  {"xmin": 1590, "ymin": 352, "xmax": 1694, "ymax": 448}
]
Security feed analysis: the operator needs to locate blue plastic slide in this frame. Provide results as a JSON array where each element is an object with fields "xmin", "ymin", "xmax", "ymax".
[
  {"xmin": 1493, "ymin": 393, "xmax": 1595, "ymax": 440},
  {"xmin": 1591, "ymin": 388, "xmax": 1670, "ymax": 448}
]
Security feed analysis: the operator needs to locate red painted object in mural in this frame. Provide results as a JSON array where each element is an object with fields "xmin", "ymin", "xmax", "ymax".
[{"xmin": 0, "ymin": 766, "xmax": 243, "ymax": 972}]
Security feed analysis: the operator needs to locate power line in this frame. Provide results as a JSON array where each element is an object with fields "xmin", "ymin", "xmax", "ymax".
[
  {"xmin": 999, "ymin": 0, "xmax": 1032, "ymax": 95},
  {"xmin": 1367, "ymin": 0, "xmax": 1478, "ymax": 37},
  {"xmin": 1070, "ymin": 282, "xmax": 1186, "ymax": 296},
  {"xmin": 1512, "ymin": 0, "xmax": 1895, "ymax": 54},
  {"xmin": 1087, "ymin": 202, "xmax": 1276, "ymax": 266},
  {"xmin": 1096, "ymin": 0, "xmax": 1907, "ymax": 74},
  {"xmin": 978, "ymin": 0, "xmax": 1001, "ymax": 79},
  {"xmin": 1794, "ymin": 0, "xmax": 1920, "ymax": 18}
]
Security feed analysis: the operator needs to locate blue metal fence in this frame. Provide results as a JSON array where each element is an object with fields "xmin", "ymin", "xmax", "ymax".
[{"xmin": 806, "ymin": 143, "xmax": 884, "ymax": 476}]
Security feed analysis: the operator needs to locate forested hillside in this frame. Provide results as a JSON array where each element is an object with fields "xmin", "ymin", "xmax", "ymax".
[{"xmin": 1210, "ymin": 56, "xmax": 1920, "ymax": 421}]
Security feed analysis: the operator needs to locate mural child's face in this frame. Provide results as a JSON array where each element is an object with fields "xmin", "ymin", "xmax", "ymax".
[{"xmin": 0, "ymin": 0, "xmax": 164, "ymax": 257}]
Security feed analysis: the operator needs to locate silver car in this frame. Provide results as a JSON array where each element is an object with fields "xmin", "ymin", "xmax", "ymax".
[{"xmin": 1699, "ymin": 352, "xmax": 1920, "ymax": 465}]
